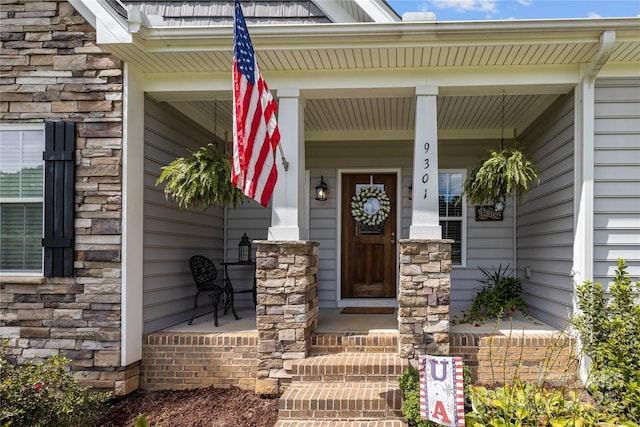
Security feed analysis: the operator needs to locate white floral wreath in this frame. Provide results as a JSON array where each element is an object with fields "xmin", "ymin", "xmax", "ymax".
[{"xmin": 351, "ymin": 186, "xmax": 391, "ymax": 226}]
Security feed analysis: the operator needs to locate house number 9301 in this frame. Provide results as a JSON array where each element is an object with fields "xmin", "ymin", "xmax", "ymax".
[{"xmin": 421, "ymin": 142, "xmax": 430, "ymax": 199}]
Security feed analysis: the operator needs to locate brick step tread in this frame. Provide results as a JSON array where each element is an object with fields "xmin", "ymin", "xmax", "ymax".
[
  {"xmin": 311, "ymin": 332, "xmax": 399, "ymax": 354},
  {"xmin": 278, "ymin": 382, "xmax": 404, "ymax": 420},
  {"xmin": 275, "ymin": 420, "xmax": 407, "ymax": 427},
  {"xmin": 290, "ymin": 353, "xmax": 408, "ymax": 382}
]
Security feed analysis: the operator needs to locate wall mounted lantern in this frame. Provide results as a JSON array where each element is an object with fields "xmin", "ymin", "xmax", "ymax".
[{"xmin": 315, "ymin": 176, "xmax": 328, "ymax": 201}]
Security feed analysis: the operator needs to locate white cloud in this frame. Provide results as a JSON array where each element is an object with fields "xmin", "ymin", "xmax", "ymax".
[
  {"xmin": 588, "ymin": 12, "xmax": 602, "ymax": 18},
  {"xmin": 430, "ymin": 0, "xmax": 497, "ymax": 13},
  {"xmin": 418, "ymin": 2, "xmax": 432, "ymax": 12},
  {"xmin": 517, "ymin": 0, "xmax": 532, "ymax": 6}
]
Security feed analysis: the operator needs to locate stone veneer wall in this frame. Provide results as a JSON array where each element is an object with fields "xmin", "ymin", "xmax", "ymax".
[
  {"xmin": 0, "ymin": 1, "xmax": 134, "ymax": 394},
  {"xmin": 398, "ymin": 239, "xmax": 452, "ymax": 359},
  {"xmin": 254, "ymin": 241, "xmax": 319, "ymax": 396}
]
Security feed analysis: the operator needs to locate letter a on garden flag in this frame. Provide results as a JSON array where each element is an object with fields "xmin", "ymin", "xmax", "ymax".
[
  {"xmin": 232, "ymin": 0, "xmax": 281, "ymax": 207},
  {"xmin": 419, "ymin": 355, "xmax": 465, "ymax": 427}
]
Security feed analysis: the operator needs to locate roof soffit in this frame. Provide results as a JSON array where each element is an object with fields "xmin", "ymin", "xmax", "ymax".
[{"xmin": 125, "ymin": 18, "xmax": 640, "ymax": 54}]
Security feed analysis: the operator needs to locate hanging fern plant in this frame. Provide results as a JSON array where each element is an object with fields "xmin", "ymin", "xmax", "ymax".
[
  {"xmin": 156, "ymin": 143, "xmax": 244, "ymax": 209},
  {"xmin": 463, "ymin": 144, "xmax": 540, "ymax": 207}
]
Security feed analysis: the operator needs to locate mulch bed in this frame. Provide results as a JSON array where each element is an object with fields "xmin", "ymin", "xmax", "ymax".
[{"xmin": 95, "ymin": 386, "xmax": 279, "ymax": 427}]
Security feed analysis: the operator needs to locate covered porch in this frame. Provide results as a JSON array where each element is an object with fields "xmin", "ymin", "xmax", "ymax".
[{"xmin": 68, "ymin": 2, "xmax": 636, "ymax": 396}]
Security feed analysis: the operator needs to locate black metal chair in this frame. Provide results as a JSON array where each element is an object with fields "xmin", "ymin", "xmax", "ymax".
[{"xmin": 188, "ymin": 255, "xmax": 239, "ymax": 326}]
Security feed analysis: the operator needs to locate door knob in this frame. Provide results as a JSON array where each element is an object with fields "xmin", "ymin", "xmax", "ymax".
[{"xmin": 390, "ymin": 239, "xmax": 395, "ymax": 244}]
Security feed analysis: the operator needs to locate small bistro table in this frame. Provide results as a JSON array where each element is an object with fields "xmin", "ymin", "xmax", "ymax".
[{"xmin": 220, "ymin": 261, "xmax": 257, "ymax": 306}]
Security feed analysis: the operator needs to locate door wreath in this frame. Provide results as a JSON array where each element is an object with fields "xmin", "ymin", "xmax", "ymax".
[{"xmin": 351, "ymin": 186, "xmax": 391, "ymax": 226}]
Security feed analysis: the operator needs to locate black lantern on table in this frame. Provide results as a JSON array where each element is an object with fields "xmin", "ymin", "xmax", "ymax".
[{"xmin": 238, "ymin": 233, "xmax": 251, "ymax": 262}]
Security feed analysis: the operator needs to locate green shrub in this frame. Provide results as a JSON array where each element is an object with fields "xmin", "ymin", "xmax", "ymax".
[
  {"xmin": 466, "ymin": 378, "xmax": 638, "ymax": 427},
  {"xmin": 573, "ymin": 258, "xmax": 640, "ymax": 422},
  {"xmin": 456, "ymin": 264, "xmax": 530, "ymax": 325},
  {"xmin": 133, "ymin": 413, "xmax": 163, "ymax": 427},
  {"xmin": 398, "ymin": 365, "xmax": 436, "ymax": 427},
  {"xmin": 0, "ymin": 344, "xmax": 111, "ymax": 427}
]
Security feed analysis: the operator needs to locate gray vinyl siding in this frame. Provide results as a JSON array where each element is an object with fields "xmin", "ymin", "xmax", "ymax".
[
  {"xmin": 142, "ymin": 98, "xmax": 223, "ymax": 334},
  {"xmin": 225, "ymin": 200, "xmax": 271, "ymax": 308},
  {"xmin": 440, "ymin": 140, "xmax": 517, "ymax": 312},
  {"xmin": 309, "ymin": 171, "xmax": 339, "ymax": 305},
  {"xmin": 516, "ymin": 92, "xmax": 575, "ymax": 329},
  {"xmin": 593, "ymin": 78, "xmax": 640, "ymax": 283}
]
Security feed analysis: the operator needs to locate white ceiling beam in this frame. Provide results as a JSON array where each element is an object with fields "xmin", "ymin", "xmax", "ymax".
[
  {"xmin": 143, "ymin": 65, "xmax": 580, "ymax": 98},
  {"xmin": 305, "ymin": 128, "xmax": 506, "ymax": 141},
  {"xmin": 599, "ymin": 63, "xmax": 640, "ymax": 77}
]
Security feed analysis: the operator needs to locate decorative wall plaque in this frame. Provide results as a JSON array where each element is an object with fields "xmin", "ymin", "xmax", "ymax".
[{"xmin": 475, "ymin": 205, "xmax": 504, "ymax": 221}]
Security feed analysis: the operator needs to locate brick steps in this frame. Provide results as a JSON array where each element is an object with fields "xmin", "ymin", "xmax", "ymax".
[
  {"xmin": 275, "ymin": 352, "xmax": 409, "ymax": 426},
  {"xmin": 291, "ymin": 353, "xmax": 408, "ymax": 382},
  {"xmin": 275, "ymin": 420, "xmax": 406, "ymax": 427},
  {"xmin": 278, "ymin": 381, "xmax": 404, "ymax": 420},
  {"xmin": 311, "ymin": 332, "xmax": 399, "ymax": 354}
]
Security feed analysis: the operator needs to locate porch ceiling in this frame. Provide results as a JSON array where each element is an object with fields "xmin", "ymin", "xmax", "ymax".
[
  {"xmin": 165, "ymin": 92, "xmax": 564, "ymax": 142},
  {"xmin": 106, "ymin": 16, "xmax": 639, "ymax": 141}
]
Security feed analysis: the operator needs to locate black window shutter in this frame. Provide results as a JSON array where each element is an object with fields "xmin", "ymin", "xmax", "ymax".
[{"xmin": 42, "ymin": 121, "xmax": 75, "ymax": 277}]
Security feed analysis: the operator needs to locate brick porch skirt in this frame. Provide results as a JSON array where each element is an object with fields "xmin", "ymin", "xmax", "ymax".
[
  {"xmin": 140, "ymin": 332, "xmax": 258, "ymax": 391},
  {"xmin": 140, "ymin": 330, "xmax": 576, "ymax": 391},
  {"xmin": 450, "ymin": 332, "xmax": 577, "ymax": 385}
]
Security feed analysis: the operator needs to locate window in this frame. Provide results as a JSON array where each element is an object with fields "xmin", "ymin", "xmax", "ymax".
[
  {"xmin": 0, "ymin": 125, "xmax": 44, "ymax": 273},
  {"xmin": 439, "ymin": 171, "xmax": 466, "ymax": 266}
]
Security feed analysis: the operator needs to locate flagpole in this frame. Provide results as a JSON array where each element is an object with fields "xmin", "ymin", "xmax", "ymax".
[{"xmin": 277, "ymin": 143, "xmax": 289, "ymax": 171}]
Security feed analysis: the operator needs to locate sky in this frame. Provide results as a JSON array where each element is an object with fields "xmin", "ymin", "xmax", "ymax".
[{"xmin": 386, "ymin": 0, "xmax": 640, "ymax": 21}]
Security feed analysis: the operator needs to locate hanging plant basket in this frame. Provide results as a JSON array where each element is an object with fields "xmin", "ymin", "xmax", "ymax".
[
  {"xmin": 156, "ymin": 143, "xmax": 244, "ymax": 209},
  {"xmin": 351, "ymin": 186, "xmax": 391, "ymax": 226},
  {"xmin": 463, "ymin": 145, "xmax": 540, "ymax": 207}
]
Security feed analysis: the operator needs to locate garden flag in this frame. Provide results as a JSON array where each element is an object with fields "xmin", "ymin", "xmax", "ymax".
[
  {"xmin": 419, "ymin": 355, "xmax": 465, "ymax": 427},
  {"xmin": 232, "ymin": 0, "xmax": 281, "ymax": 207}
]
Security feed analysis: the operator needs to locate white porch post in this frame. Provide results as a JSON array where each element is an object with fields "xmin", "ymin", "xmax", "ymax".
[
  {"xmin": 121, "ymin": 63, "xmax": 144, "ymax": 369},
  {"xmin": 409, "ymin": 86, "xmax": 442, "ymax": 239},
  {"xmin": 268, "ymin": 88, "xmax": 308, "ymax": 241}
]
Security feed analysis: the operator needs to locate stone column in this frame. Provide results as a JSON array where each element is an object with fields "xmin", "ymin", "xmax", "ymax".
[
  {"xmin": 254, "ymin": 241, "xmax": 319, "ymax": 395},
  {"xmin": 398, "ymin": 239, "xmax": 452, "ymax": 359}
]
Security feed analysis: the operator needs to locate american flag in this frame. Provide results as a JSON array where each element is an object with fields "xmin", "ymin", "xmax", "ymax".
[{"xmin": 232, "ymin": 0, "xmax": 281, "ymax": 208}]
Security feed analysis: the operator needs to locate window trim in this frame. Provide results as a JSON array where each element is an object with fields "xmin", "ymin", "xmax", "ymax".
[
  {"xmin": 439, "ymin": 169, "xmax": 467, "ymax": 268},
  {"xmin": 0, "ymin": 123, "xmax": 45, "ymax": 276}
]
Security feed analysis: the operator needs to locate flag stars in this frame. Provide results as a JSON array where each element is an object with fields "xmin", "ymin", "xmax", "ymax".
[
  {"xmin": 232, "ymin": 0, "xmax": 281, "ymax": 208},
  {"xmin": 234, "ymin": 2, "xmax": 256, "ymax": 84}
]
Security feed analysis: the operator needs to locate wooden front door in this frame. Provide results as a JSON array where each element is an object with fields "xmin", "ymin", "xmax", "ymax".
[{"xmin": 341, "ymin": 173, "xmax": 397, "ymax": 298}]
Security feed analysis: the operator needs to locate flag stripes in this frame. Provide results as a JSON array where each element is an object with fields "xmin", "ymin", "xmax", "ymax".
[{"xmin": 232, "ymin": 0, "xmax": 280, "ymax": 207}]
